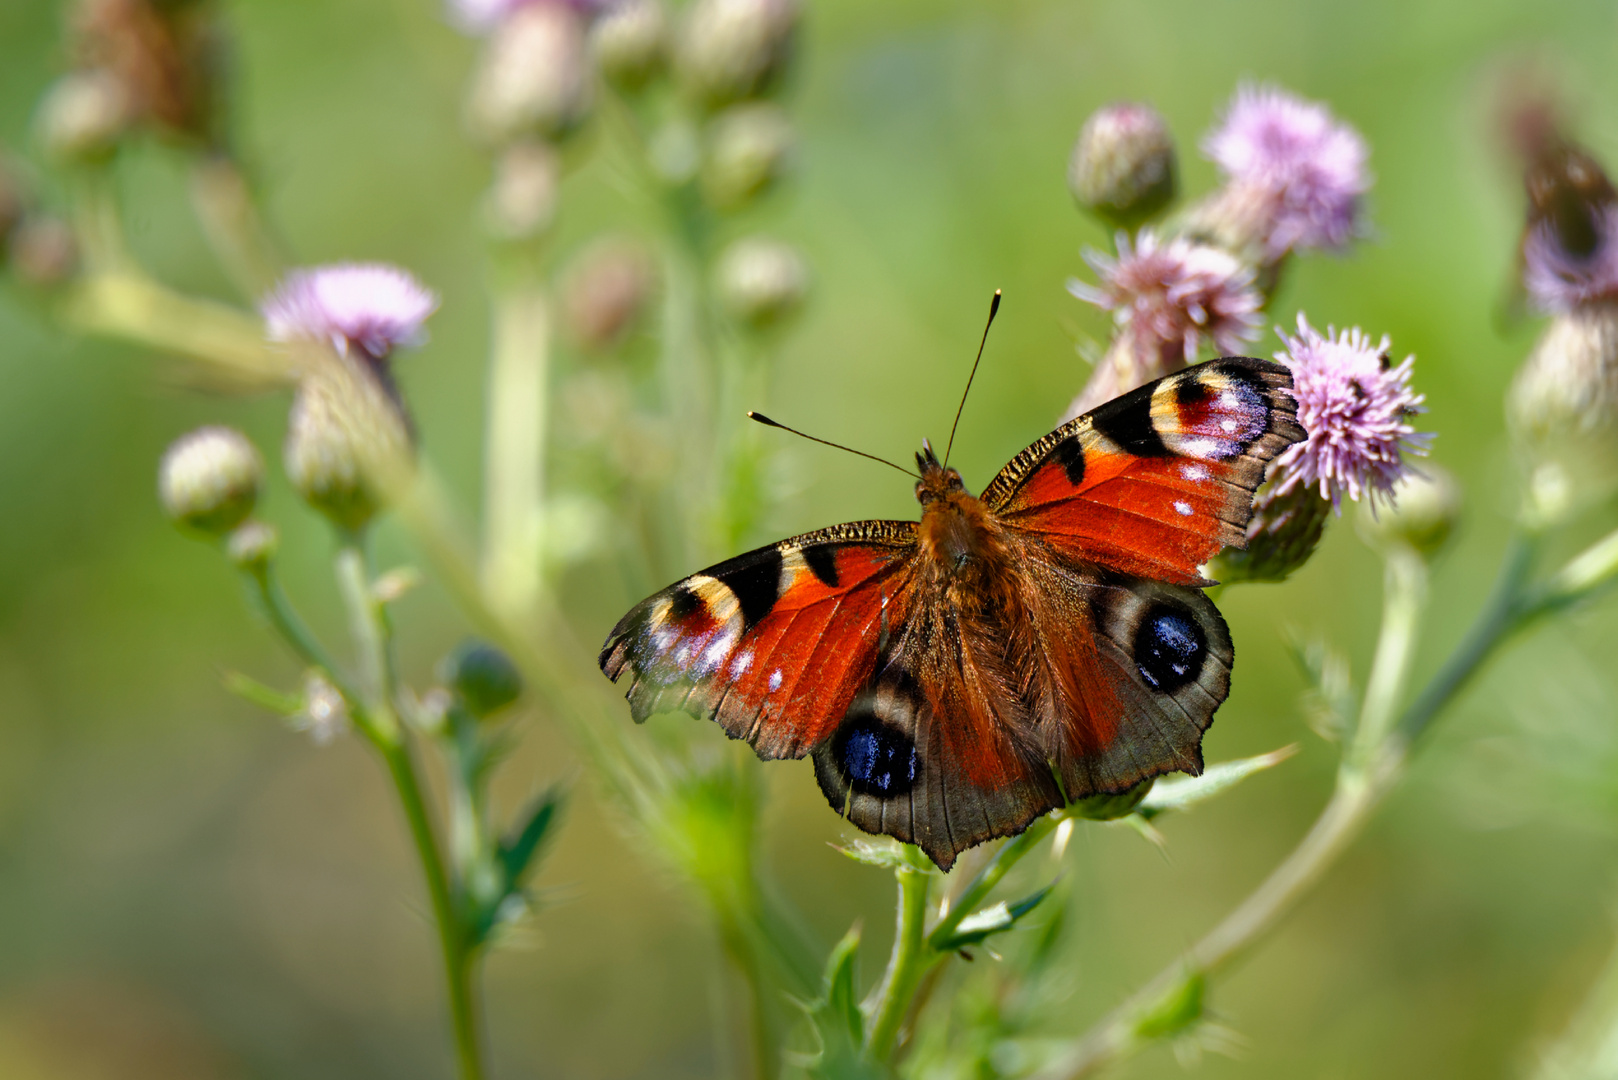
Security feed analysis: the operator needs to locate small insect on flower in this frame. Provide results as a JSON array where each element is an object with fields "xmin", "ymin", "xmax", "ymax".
[
  {"xmin": 1069, "ymin": 229, "xmax": 1263, "ymax": 363},
  {"xmin": 1203, "ymin": 84, "xmax": 1370, "ymax": 260},
  {"xmin": 1271, "ymin": 315, "xmax": 1430, "ymax": 508},
  {"xmin": 262, "ymin": 263, "xmax": 439, "ymax": 362}
]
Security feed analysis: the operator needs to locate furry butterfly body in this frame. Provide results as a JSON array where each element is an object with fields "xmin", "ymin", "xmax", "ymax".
[{"xmin": 600, "ymin": 357, "xmax": 1305, "ymax": 869}]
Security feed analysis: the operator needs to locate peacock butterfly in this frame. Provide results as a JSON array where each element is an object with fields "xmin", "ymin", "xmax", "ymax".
[{"xmin": 599, "ymin": 354, "xmax": 1305, "ymax": 870}]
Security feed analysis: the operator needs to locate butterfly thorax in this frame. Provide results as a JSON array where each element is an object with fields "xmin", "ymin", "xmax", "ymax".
[{"xmin": 913, "ymin": 445, "xmax": 1019, "ymax": 618}]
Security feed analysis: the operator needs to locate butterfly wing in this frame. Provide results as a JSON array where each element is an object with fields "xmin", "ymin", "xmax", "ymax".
[
  {"xmin": 599, "ymin": 520, "xmax": 917, "ymax": 760},
  {"xmin": 979, "ymin": 356, "xmax": 1305, "ymax": 585},
  {"xmin": 974, "ymin": 357, "xmax": 1301, "ymax": 804},
  {"xmin": 809, "ymin": 581, "xmax": 1065, "ymax": 871}
]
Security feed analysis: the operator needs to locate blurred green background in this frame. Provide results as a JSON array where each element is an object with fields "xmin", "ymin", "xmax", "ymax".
[{"xmin": 3, "ymin": 0, "xmax": 1618, "ymax": 1077}]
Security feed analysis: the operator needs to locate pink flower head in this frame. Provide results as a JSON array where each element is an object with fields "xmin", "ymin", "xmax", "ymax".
[
  {"xmin": 1068, "ymin": 229, "xmax": 1263, "ymax": 361},
  {"xmin": 449, "ymin": 0, "xmax": 605, "ymax": 33},
  {"xmin": 263, "ymin": 264, "xmax": 439, "ymax": 361},
  {"xmin": 1204, "ymin": 85, "xmax": 1370, "ymax": 259},
  {"xmin": 1272, "ymin": 314, "xmax": 1430, "ymax": 508},
  {"xmin": 1522, "ymin": 207, "xmax": 1618, "ymax": 312}
]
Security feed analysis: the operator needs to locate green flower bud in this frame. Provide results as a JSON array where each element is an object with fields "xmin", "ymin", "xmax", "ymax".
[
  {"xmin": 714, "ymin": 236, "xmax": 808, "ymax": 329},
  {"xmin": 465, "ymin": 4, "xmax": 592, "ymax": 145},
  {"xmin": 701, "ymin": 102, "xmax": 793, "ymax": 210},
  {"xmin": 158, "ymin": 425, "xmax": 263, "ymax": 537},
  {"xmin": 440, "ymin": 640, "xmax": 523, "ymax": 719},
  {"xmin": 1210, "ymin": 480, "xmax": 1331, "ymax": 585},
  {"xmin": 592, "ymin": 0, "xmax": 667, "ymax": 92},
  {"xmin": 1508, "ymin": 302, "xmax": 1618, "ymax": 513},
  {"xmin": 8, "ymin": 217, "xmax": 80, "ymax": 288},
  {"xmin": 226, "ymin": 520, "xmax": 278, "ymax": 573},
  {"xmin": 1068, "ymin": 102, "xmax": 1177, "ymax": 230},
  {"xmin": 674, "ymin": 0, "xmax": 798, "ymax": 109},
  {"xmin": 484, "ymin": 140, "xmax": 559, "ymax": 241},
  {"xmin": 284, "ymin": 354, "xmax": 413, "ymax": 535},
  {"xmin": 1356, "ymin": 466, "xmax": 1460, "ymax": 557},
  {"xmin": 36, "ymin": 70, "xmax": 132, "ymax": 164}
]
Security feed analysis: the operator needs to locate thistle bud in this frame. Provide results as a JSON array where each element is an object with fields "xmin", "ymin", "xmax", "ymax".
[
  {"xmin": 592, "ymin": 0, "xmax": 667, "ymax": 92},
  {"xmin": 440, "ymin": 640, "xmax": 523, "ymax": 718},
  {"xmin": 8, "ymin": 217, "xmax": 79, "ymax": 288},
  {"xmin": 1356, "ymin": 465, "xmax": 1460, "ymax": 557},
  {"xmin": 284, "ymin": 355, "xmax": 413, "ymax": 535},
  {"xmin": 715, "ymin": 236, "xmax": 807, "ymax": 329},
  {"xmin": 1209, "ymin": 480, "xmax": 1331, "ymax": 585},
  {"xmin": 1508, "ymin": 301, "xmax": 1618, "ymax": 504},
  {"xmin": 560, "ymin": 236, "xmax": 656, "ymax": 351},
  {"xmin": 158, "ymin": 425, "xmax": 264, "ymax": 537},
  {"xmin": 36, "ymin": 70, "xmax": 132, "ymax": 164},
  {"xmin": 701, "ymin": 102, "xmax": 793, "ymax": 209},
  {"xmin": 465, "ymin": 3, "xmax": 593, "ymax": 145},
  {"xmin": 485, "ymin": 140, "xmax": 560, "ymax": 241},
  {"xmin": 1067, "ymin": 103, "xmax": 1177, "ymax": 230},
  {"xmin": 674, "ymin": 0, "xmax": 797, "ymax": 109},
  {"xmin": 226, "ymin": 520, "xmax": 278, "ymax": 572}
]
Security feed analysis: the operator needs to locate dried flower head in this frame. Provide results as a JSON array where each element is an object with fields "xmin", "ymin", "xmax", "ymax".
[
  {"xmin": 1203, "ymin": 85, "xmax": 1370, "ymax": 259},
  {"xmin": 1069, "ymin": 230, "xmax": 1262, "ymax": 362},
  {"xmin": 1272, "ymin": 315, "xmax": 1429, "ymax": 507},
  {"xmin": 262, "ymin": 264, "xmax": 438, "ymax": 361},
  {"xmin": 1522, "ymin": 208, "xmax": 1618, "ymax": 312},
  {"xmin": 449, "ymin": 0, "xmax": 605, "ymax": 35}
]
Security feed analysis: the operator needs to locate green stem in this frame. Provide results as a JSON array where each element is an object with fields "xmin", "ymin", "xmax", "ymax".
[
  {"xmin": 928, "ymin": 819, "xmax": 1058, "ymax": 951},
  {"xmin": 864, "ymin": 861, "xmax": 932, "ymax": 1061},
  {"xmin": 188, "ymin": 153, "xmax": 287, "ymax": 301},
  {"xmin": 335, "ymin": 537, "xmax": 485, "ymax": 1080},
  {"xmin": 1350, "ymin": 545, "xmax": 1427, "ymax": 765},
  {"xmin": 481, "ymin": 280, "xmax": 552, "ymax": 620}
]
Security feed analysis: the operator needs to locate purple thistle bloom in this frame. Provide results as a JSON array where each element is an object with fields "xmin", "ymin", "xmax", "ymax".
[
  {"xmin": 449, "ymin": 0, "xmax": 607, "ymax": 34},
  {"xmin": 1204, "ymin": 85, "xmax": 1370, "ymax": 259},
  {"xmin": 1272, "ymin": 314, "xmax": 1430, "ymax": 508},
  {"xmin": 1068, "ymin": 229, "xmax": 1263, "ymax": 361},
  {"xmin": 263, "ymin": 264, "xmax": 439, "ymax": 361},
  {"xmin": 1522, "ymin": 208, "xmax": 1618, "ymax": 312}
]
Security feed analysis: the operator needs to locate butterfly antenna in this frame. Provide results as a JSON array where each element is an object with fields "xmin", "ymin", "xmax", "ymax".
[
  {"xmin": 747, "ymin": 412, "xmax": 919, "ymax": 479},
  {"xmin": 943, "ymin": 289, "xmax": 1001, "ymax": 469}
]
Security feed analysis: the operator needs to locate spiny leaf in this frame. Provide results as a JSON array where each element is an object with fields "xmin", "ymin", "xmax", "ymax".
[
  {"xmin": 1285, "ymin": 630, "xmax": 1356, "ymax": 743},
  {"xmin": 1138, "ymin": 746, "xmax": 1298, "ymax": 820},
  {"xmin": 932, "ymin": 884, "xmax": 1055, "ymax": 952},
  {"xmin": 834, "ymin": 837, "xmax": 911, "ymax": 870},
  {"xmin": 498, "ymin": 785, "xmax": 565, "ymax": 889},
  {"xmin": 792, "ymin": 927, "xmax": 887, "ymax": 1080}
]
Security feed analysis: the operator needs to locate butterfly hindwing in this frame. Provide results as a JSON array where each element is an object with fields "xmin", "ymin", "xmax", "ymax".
[
  {"xmin": 981, "ymin": 357, "xmax": 1304, "ymax": 584},
  {"xmin": 599, "ymin": 521, "xmax": 917, "ymax": 759}
]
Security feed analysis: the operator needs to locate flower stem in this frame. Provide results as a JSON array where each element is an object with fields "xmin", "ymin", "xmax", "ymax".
[
  {"xmin": 335, "ymin": 537, "xmax": 485, "ymax": 1080},
  {"xmin": 864, "ymin": 857, "xmax": 933, "ymax": 1061},
  {"xmin": 481, "ymin": 279, "xmax": 551, "ymax": 620}
]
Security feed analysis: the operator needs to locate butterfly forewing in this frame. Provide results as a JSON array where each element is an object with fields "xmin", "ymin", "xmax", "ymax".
[{"xmin": 599, "ymin": 520, "xmax": 916, "ymax": 759}]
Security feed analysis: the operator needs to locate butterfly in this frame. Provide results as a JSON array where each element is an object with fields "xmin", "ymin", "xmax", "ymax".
[{"xmin": 599, "ymin": 356, "xmax": 1305, "ymax": 870}]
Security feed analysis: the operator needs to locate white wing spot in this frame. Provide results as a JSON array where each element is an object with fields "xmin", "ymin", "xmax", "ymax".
[
  {"xmin": 730, "ymin": 649, "xmax": 754, "ymax": 678},
  {"xmin": 1180, "ymin": 463, "xmax": 1210, "ymax": 481},
  {"xmin": 1220, "ymin": 418, "xmax": 1239, "ymax": 433},
  {"xmin": 768, "ymin": 669, "xmax": 783, "ymax": 692},
  {"xmin": 1174, "ymin": 500, "xmax": 1194, "ymax": 516},
  {"xmin": 1180, "ymin": 436, "xmax": 1227, "ymax": 460}
]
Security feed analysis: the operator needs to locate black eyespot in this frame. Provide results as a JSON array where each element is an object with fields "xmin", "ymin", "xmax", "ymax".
[
  {"xmin": 832, "ymin": 713, "xmax": 918, "ymax": 797},
  {"xmin": 1134, "ymin": 603, "xmax": 1206, "ymax": 692}
]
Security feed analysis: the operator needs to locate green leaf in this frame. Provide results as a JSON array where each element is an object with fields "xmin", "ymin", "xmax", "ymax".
[
  {"xmin": 834, "ymin": 837, "xmax": 911, "ymax": 870},
  {"xmin": 498, "ymin": 785, "xmax": 565, "ymax": 889},
  {"xmin": 223, "ymin": 671, "xmax": 303, "ymax": 715},
  {"xmin": 932, "ymin": 884, "xmax": 1055, "ymax": 952},
  {"xmin": 1137, "ymin": 746, "xmax": 1297, "ymax": 820},
  {"xmin": 1285, "ymin": 631, "xmax": 1356, "ymax": 743},
  {"xmin": 1132, "ymin": 969, "xmax": 1205, "ymax": 1041},
  {"xmin": 793, "ymin": 927, "xmax": 887, "ymax": 1080}
]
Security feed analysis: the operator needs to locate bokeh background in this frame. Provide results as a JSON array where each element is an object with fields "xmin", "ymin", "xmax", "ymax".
[{"xmin": 2, "ymin": 0, "xmax": 1618, "ymax": 1077}]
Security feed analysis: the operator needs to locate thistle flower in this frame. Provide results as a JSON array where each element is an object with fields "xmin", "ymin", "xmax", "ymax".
[
  {"xmin": 262, "ymin": 263, "xmax": 438, "ymax": 362},
  {"xmin": 1271, "ymin": 315, "xmax": 1429, "ymax": 508},
  {"xmin": 1069, "ymin": 230, "xmax": 1263, "ymax": 361},
  {"xmin": 1521, "ymin": 208, "xmax": 1618, "ymax": 313},
  {"xmin": 561, "ymin": 236, "xmax": 657, "ymax": 351},
  {"xmin": 284, "ymin": 353, "xmax": 414, "ymax": 534},
  {"xmin": 592, "ymin": 0, "xmax": 667, "ymax": 90},
  {"xmin": 1068, "ymin": 102, "xmax": 1178, "ymax": 230},
  {"xmin": 1200, "ymin": 85, "xmax": 1370, "ymax": 260}
]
